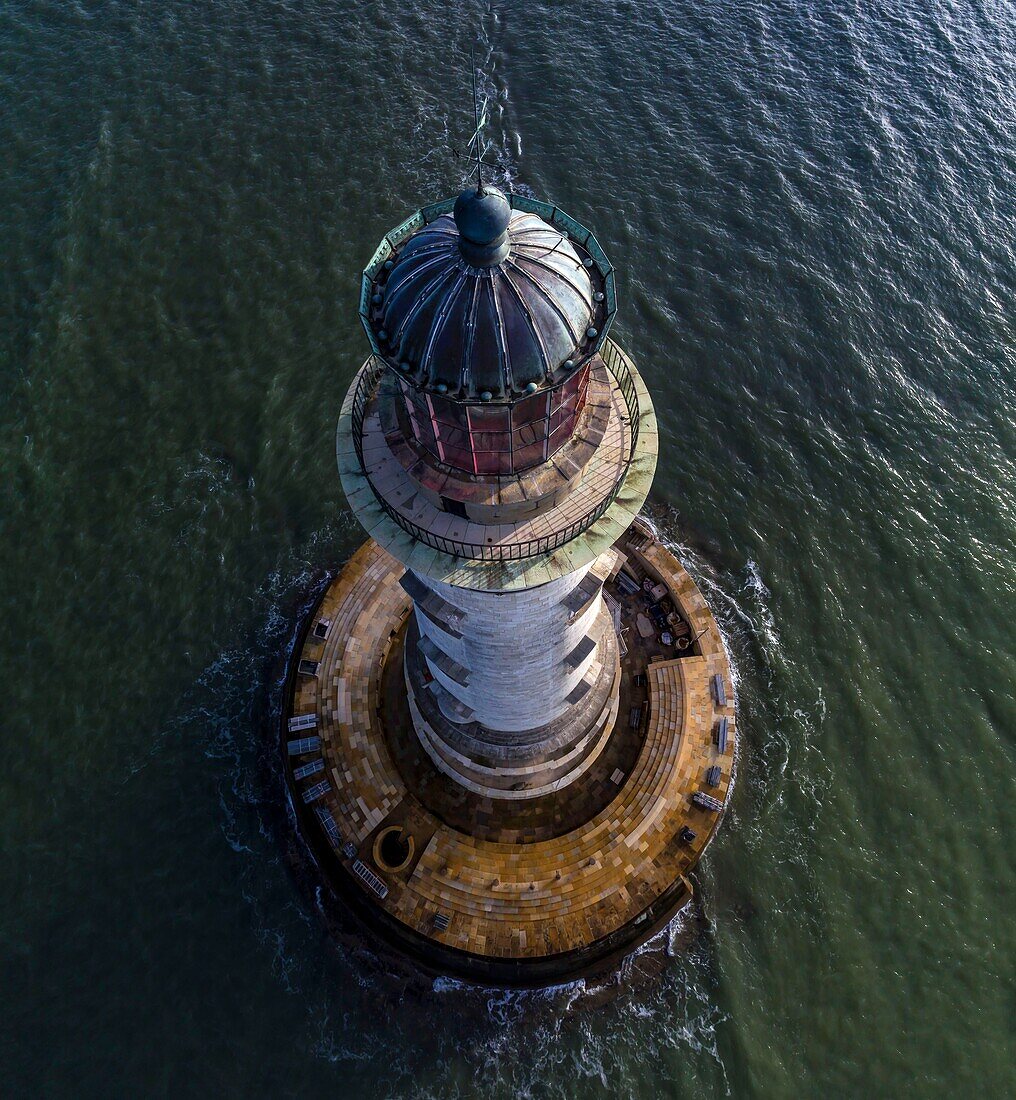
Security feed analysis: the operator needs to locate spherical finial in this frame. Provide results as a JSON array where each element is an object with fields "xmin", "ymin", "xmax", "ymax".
[{"xmin": 453, "ymin": 186, "xmax": 511, "ymax": 267}]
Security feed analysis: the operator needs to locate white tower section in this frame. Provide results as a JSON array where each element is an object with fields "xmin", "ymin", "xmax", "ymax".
[
  {"xmin": 414, "ymin": 558, "xmax": 620, "ymax": 732},
  {"xmin": 338, "ymin": 185, "xmax": 658, "ymax": 798}
]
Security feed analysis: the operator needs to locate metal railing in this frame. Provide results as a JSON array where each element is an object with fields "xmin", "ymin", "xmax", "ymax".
[{"xmin": 350, "ymin": 338, "xmax": 642, "ymax": 562}]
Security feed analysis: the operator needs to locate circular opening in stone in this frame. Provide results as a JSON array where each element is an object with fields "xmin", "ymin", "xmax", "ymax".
[{"xmin": 373, "ymin": 826, "xmax": 414, "ymax": 873}]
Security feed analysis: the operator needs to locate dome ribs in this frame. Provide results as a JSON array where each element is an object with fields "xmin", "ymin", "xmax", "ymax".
[
  {"xmin": 459, "ymin": 276, "xmax": 482, "ymax": 397},
  {"xmin": 389, "ymin": 254, "xmax": 462, "ymax": 362},
  {"xmin": 512, "ymin": 248, "xmax": 593, "ymax": 305},
  {"xmin": 496, "ymin": 266, "xmax": 554, "ymax": 389},
  {"xmin": 504, "ymin": 257, "xmax": 587, "ymax": 353},
  {"xmin": 372, "ymin": 204, "xmax": 602, "ymax": 401},
  {"xmin": 419, "ymin": 268, "xmax": 472, "ymax": 386},
  {"xmin": 468, "ymin": 276, "xmax": 507, "ymax": 397}
]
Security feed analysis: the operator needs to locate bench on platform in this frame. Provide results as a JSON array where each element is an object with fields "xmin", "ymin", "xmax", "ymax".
[
  {"xmin": 616, "ymin": 571, "xmax": 641, "ymax": 596},
  {"xmin": 301, "ymin": 779, "xmax": 330, "ymax": 804},
  {"xmin": 314, "ymin": 806, "xmax": 343, "ymax": 846},
  {"xmin": 715, "ymin": 717, "xmax": 729, "ymax": 753},
  {"xmin": 293, "ymin": 758, "xmax": 325, "ymax": 781},
  {"xmin": 287, "ymin": 736, "xmax": 321, "ymax": 756}
]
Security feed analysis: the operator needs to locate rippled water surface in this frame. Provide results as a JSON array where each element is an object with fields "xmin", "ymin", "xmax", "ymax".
[{"xmin": 2, "ymin": 1, "xmax": 1013, "ymax": 1096}]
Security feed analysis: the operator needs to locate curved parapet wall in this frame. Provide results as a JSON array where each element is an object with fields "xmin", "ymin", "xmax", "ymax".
[{"xmin": 281, "ymin": 521, "xmax": 735, "ymax": 987}]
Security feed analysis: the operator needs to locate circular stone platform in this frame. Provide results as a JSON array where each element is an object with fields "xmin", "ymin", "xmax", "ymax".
[{"xmin": 281, "ymin": 518, "xmax": 735, "ymax": 987}]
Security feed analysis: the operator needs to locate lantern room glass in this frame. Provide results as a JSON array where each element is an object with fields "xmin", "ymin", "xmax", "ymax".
[{"xmin": 397, "ymin": 364, "xmax": 590, "ymax": 476}]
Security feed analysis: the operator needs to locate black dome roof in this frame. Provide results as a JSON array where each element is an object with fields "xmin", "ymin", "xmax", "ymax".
[{"xmin": 368, "ymin": 189, "xmax": 603, "ymax": 400}]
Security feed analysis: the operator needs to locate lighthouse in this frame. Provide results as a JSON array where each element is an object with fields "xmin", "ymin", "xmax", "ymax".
[{"xmin": 284, "ymin": 181, "xmax": 735, "ymax": 985}]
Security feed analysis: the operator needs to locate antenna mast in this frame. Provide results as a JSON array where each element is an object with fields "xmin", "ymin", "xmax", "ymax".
[{"xmin": 471, "ymin": 47, "xmax": 484, "ymax": 194}]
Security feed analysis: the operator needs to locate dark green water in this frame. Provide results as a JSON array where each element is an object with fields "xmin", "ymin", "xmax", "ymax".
[{"xmin": 2, "ymin": 1, "xmax": 1013, "ymax": 1096}]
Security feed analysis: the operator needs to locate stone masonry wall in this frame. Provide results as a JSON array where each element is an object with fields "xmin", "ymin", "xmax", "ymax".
[{"xmin": 412, "ymin": 565, "xmax": 603, "ymax": 733}]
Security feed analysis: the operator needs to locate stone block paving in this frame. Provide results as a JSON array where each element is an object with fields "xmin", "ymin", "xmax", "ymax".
[{"xmin": 285, "ymin": 523, "xmax": 735, "ymax": 963}]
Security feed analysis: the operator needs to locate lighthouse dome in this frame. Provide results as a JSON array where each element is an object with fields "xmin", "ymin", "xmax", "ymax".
[{"xmin": 368, "ymin": 187, "xmax": 602, "ymax": 400}]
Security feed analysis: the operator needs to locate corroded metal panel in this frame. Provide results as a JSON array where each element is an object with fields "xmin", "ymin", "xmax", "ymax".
[
  {"xmin": 583, "ymin": 232, "xmax": 611, "ymax": 276},
  {"xmin": 358, "ymin": 272, "xmax": 372, "ymax": 320},
  {"xmin": 604, "ymin": 270, "xmax": 618, "ymax": 315},
  {"xmin": 420, "ymin": 197, "xmax": 456, "ymax": 223},
  {"xmin": 386, "ymin": 211, "xmax": 424, "ymax": 249},
  {"xmin": 551, "ymin": 208, "xmax": 590, "ymax": 246},
  {"xmin": 508, "ymin": 193, "xmax": 555, "ymax": 218},
  {"xmin": 365, "ymin": 237, "xmax": 393, "ymax": 280},
  {"xmin": 359, "ymin": 313, "xmax": 381, "ymax": 357}
]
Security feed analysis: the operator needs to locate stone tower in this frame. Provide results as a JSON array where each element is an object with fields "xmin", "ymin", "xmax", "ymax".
[
  {"xmin": 339, "ymin": 184, "xmax": 656, "ymax": 796},
  {"xmin": 284, "ymin": 181, "xmax": 735, "ymax": 986}
]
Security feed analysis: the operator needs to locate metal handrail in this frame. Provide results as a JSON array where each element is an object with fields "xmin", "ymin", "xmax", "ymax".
[{"xmin": 350, "ymin": 338, "xmax": 641, "ymax": 562}]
